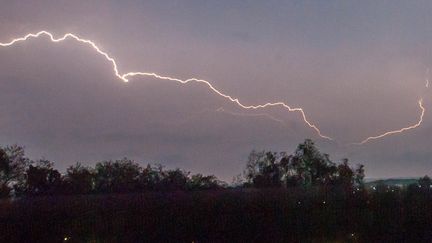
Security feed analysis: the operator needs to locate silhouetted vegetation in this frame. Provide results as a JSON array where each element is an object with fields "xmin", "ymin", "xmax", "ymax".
[
  {"xmin": 0, "ymin": 139, "xmax": 431, "ymax": 242},
  {"xmin": 243, "ymin": 139, "xmax": 364, "ymax": 189}
]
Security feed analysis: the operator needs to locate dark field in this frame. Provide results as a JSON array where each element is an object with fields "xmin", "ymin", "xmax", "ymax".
[{"xmin": 1, "ymin": 187, "xmax": 432, "ymax": 243}]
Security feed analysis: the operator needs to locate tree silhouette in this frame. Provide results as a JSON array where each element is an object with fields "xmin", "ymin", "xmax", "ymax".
[
  {"xmin": 0, "ymin": 145, "xmax": 30, "ymax": 197},
  {"xmin": 188, "ymin": 174, "xmax": 222, "ymax": 190},
  {"xmin": 94, "ymin": 158, "xmax": 142, "ymax": 193},
  {"xmin": 64, "ymin": 162, "xmax": 94, "ymax": 194},
  {"xmin": 139, "ymin": 164, "xmax": 165, "ymax": 190},
  {"xmin": 244, "ymin": 139, "xmax": 364, "ymax": 188},
  {"xmin": 244, "ymin": 150, "xmax": 283, "ymax": 187},
  {"xmin": 418, "ymin": 175, "xmax": 431, "ymax": 189},
  {"xmin": 160, "ymin": 168, "xmax": 189, "ymax": 191},
  {"xmin": 20, "ymin": 159, "xmax": 61, "ymax": 196},
  {"xmin": 336, "ymin": 159, "xmax": 354, "ymax": 187},
  {"xmin": 291, "ymin": 139, "xmax": 337, "ymax": 186}
]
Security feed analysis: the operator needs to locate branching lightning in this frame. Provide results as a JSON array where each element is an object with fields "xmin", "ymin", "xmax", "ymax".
[
  {"xmin": 354, "ymin": 99, "xmax": 425, "ymax": 145},
  {"xmin": 0, "ymin": 31, "xmax": 332, "ymax": 140},
  {"xmin": 1, "ymin": 31, "xmax": 429, "ymax": 144}
]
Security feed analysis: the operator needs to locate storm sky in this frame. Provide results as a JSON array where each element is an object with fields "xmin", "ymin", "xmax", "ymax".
[{"xmin": 0, "ymin": 0, "xmax": 431, "ymax": 181}]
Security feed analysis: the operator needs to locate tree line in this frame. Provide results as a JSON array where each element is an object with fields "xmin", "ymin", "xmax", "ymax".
[
  {"xmin": 1, "ymin": 139, "xmax": 432, "ymax": 242},
  {"xmin": 0, "ymin": 146, "xmax": 224, "ymax": 198},
  {"xmin": 0, "ymin": 139, "xmax": 368, "ymax": 198}
]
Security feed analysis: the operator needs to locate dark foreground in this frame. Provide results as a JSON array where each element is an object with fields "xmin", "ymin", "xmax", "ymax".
[{"xmin": 1, "ymin": 187, "xmax": 431, "ymax": 243}]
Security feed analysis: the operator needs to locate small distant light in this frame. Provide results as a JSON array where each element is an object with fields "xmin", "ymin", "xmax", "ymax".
[
  {"xmin": 351, "ymin": 233, "xmax": 355, "ymax": 237},
  {"xmin": 356, "ymin": 188, "xmax": 360, "ymax": 191},
  {"xmin": 297, "ymin": 201, "xmax": 301, "ymax": 205},
  {"xmin": 64, "ymin": 236, "xmax": 69, "ymax": 241},
  {"xmin": 322, "ymin": 201, "xmax": 326, "ymax": 204},
  {"xmin": 419, "ymin": 185, "xmax": 422, "ymax": 188}
]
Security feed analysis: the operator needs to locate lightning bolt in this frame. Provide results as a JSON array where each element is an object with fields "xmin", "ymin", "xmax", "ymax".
[
  {"xmin": 354, "ymin": 99, "xmax": 425, "ymax": 145},
  {"xmin": 0, "ymin": 30, "xmax": 332, "ymax": 140},
  {"xmin": 216, "ymin": 107, "xmax": 285, "ymax": 124}
]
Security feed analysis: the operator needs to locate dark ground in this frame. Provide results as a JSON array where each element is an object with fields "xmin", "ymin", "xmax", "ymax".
[{"xmin": 1, "ymin": 187, "xmax": 431, "ymax": 242}]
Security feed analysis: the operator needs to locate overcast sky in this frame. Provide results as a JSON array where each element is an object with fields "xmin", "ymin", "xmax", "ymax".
[{"xmin": 0, "ymin": 0, "xmax": 431, "ymax": 181}]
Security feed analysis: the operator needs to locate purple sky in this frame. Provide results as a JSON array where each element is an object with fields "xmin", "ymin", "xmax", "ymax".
[{"xmin": 0, "ymin": 1, "xmax": 432, "ymax": 181}]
